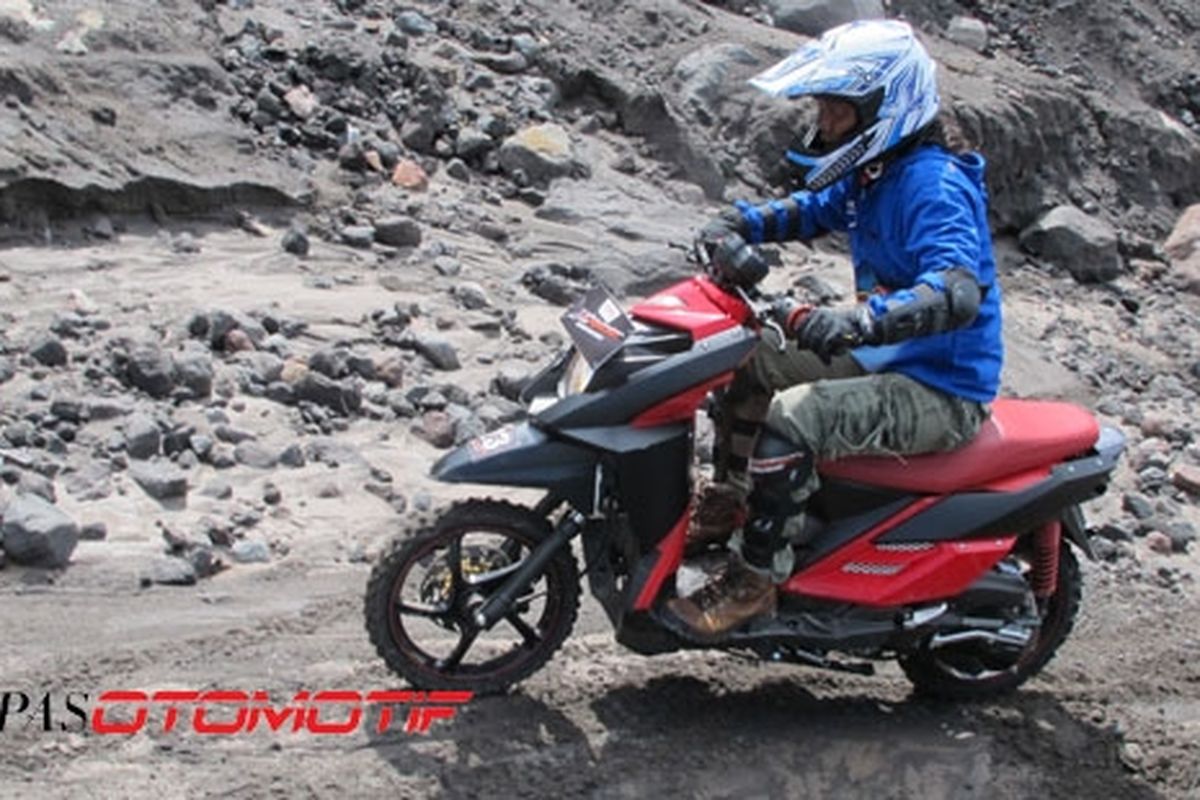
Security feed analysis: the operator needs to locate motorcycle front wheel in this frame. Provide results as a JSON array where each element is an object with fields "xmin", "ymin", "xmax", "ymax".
[{"xmin": 364, "ymin": 499, "xmax": 579, "ymax": 695}]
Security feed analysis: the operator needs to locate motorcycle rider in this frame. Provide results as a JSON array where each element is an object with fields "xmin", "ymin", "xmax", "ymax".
[{"xmin": 668, "ymin": 20, "xmax": 1004, "ymax": 637}]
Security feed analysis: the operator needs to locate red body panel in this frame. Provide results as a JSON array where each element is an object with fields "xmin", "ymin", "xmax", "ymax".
[
  {"xmin": 632, "ymin": 375, "xmax": 733, "ymax": 428},
  {"xmin": 781, "ymin": 497, "xmax": 1016, "ymax": 606},
  {"xmin": 626, "ymin": 276, "xmax": 751, "ymax": 428},
  {"xmin": 634, "ymin": 511, "xmax": 689, "ymax": 611},
  {"xmin": 630, "ymin": 276, "xmax": 753, "ymax": 339},
  {"xmin": 818, "ymin": 398, "xmax": 1099, "ymax": 493}
]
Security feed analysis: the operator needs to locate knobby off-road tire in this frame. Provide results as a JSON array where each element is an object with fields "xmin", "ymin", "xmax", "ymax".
[
  {"xmin": 900, "ymin": 544, "xmax": 1082, "ymax": 701},
  {"xmin": 364, "ymin": 499, "xmax": 580, "ymax": 695}
]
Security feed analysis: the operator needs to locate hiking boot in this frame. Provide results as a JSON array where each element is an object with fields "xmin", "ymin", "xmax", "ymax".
[
  {"xmin": 666, "ymin": 555, "xmax": 776, "ymax": 638},
  {"xmin": 686, "ymin": 481, "xmax": 748, "ymax": 554}
]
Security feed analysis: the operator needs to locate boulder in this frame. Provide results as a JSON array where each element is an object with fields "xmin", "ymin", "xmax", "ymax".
[
  {"xmin": 947, "ymin": 16, "xmax": 989, "ymax": 52},
  {"xmin": 340, "ymin": 226, "xmax": 376, "ymax": 249},
  {"xmin": 0, "ymin": 494, "xmax": 80, "ymax": 568},
  {"xmin": 30, "ymin": 335, "xmax": 68, "ymax": 367},
  {"xmin": 452, "ymin": 282, "xmax": 490, "ymax": 310},
  {"xmin": 127, "ymin": 343, "xmax": 176, "ymax": 397},
  {"xmin": 231, "ymin": 539, "xmax": 271, "ymax": 564},
  {"xmin": 491, "ymin": 366, "xmax": 531, "ymax": 402},
  {"xmin": 148, "ymin": 556, "xmax": 196, "ymax": 586},
  {"xmin": 1163, "ymin": 203, "xmax": 1200, "ymax": 261},
  {"xmin": 208, "ymin": 310, "xmax": 268, "ymax": 350},
  {"xmin": 294, "ymin": 373, "xmax": 363, "ymax": 415},
  {"xmin": 128, "ymin": 461, "xmax": 188, "ymax": 500},
  {"xmin": 173, "ymin": 347, "xmax": 214, "ymax": 399},
  {"xmin": 764, "ymin": 0, "xmax": 885, "ymax": 36},
  {"xmin": 672, "ymin": 44, "xmax": 758, "ymax": 128},
  {"xmin": 308, "ymin": 347, "xmax": 351, "ymax": 379},
  {"xmin": 415, "ymin": 411, "xmax": 456, "ymax": 448},
  {"xmin": 283, "ymin": 85, "xmax": 319, "ymax": 119},
  {"xmin": 1163, "ymin": 204, "xmax": 1200, "ymax": 295},
  {"xmin": 1173, "ymin": 464, "xmax": 1200, "ymax": 496},
  {"xmin": 498, "ymin": 124, "xmax": 588, "ymax": 186},
  {"xmin": 282, "ymin": 227, "xmax": 310, "ymax": 256},
  {"xmin": 412, "ymin": 333, "xmax": 461, "ymax": 371},
  {"xmin": 374, "ymin": 217, "xmax": 423, "ymax": 248},
  {"xmin": 124, "ymin": 413, "xmax": 162, "ymax": 459},
  {"xmin": 234, "ymin": 442, "xmax": 280, "ymax": 469},
  {"xmin": 454, "ymin": 128, "xmax": 495, "ymax": 161},
  {"xmin": 1019, "ymin": 205, "xmax": 1122, "ymax": 283},
  {"xmin": 390, "ymin": 159, "xmax": 429, "ymax": 191},
  {"xmin": 395, "ymin": 10, "xmax": 437, "ymax": 36},
  {"xmin": 521, "ymin": 263, "xmax": 591, "ymax": 306}
]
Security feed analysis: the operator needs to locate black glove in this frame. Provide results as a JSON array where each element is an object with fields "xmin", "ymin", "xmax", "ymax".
[{"xmin": 794, "ymin": 305, "xmax": 878, "ymax": 362}]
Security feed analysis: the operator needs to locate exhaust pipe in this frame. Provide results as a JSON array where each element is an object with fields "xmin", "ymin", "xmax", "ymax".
[{"xmin": 929, "ymin": 624, "xmax": 1034, "ymax": 651}]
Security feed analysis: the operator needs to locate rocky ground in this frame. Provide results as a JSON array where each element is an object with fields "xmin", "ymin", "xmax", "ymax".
[{"xmin": 1, "ymin": 0, "xmax": 1199, "ymax": 798}]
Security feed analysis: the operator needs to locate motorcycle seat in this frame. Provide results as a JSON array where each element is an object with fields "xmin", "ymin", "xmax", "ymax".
[{"xmin": 817, "ymin": 398, "xmax": 1100, "ymax": 494}]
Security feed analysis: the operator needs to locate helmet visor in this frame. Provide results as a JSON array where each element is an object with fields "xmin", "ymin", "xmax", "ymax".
[{"xmin": 750, "ymin": 49, "xmax": 894, "ymax": 99}]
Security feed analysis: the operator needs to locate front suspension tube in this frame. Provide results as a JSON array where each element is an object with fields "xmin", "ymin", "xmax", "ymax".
[{"xmin": 473, "ymin": 511, "xmax": 584, "ymax": 629}]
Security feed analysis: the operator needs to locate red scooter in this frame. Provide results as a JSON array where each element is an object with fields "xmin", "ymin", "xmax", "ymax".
[{"xmin": 364, "ymin": 267, "xmax": 1124, "ymax": 698}]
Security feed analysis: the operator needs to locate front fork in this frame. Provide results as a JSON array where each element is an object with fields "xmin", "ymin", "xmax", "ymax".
[
  {"xmin": 476, "ymin": 423, "xmax": 698, "ymax": 629},
  {"xmin": 473, "ymin": 507, "xmax": 584, "ymax": 630}
]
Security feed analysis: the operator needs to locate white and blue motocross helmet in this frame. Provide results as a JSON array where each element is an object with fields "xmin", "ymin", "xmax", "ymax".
[{"xmin": 750, "ymin": 19, "xmax": 940, "ymax": 191}]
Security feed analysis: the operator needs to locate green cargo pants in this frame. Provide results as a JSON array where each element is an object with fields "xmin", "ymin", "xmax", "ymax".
[{"xmin": 719, "ymin": 329, "xmax": 990, "ymax": 579}]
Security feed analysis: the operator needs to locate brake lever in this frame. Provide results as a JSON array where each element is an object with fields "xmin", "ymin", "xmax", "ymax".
[
  {"xmin": 763, "ymin": 317, "xmax": 788, "ymax": 352},
  {"xmin": 734, "ymin": 286, "xmax": 788, "ymax": 353}
]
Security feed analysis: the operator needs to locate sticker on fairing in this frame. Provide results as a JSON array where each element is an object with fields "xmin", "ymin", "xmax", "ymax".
[
  {"xmin": 468, "ymin": 425, "xmax": 518, "ymax": 459},
  {"xmin": 560, "ymin": 286, "xmax": 633, "ymax": 369}
]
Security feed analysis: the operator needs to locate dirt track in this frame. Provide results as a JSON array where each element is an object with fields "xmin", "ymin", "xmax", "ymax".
[{"xmin": 1, "ymin": 544, "xmax": 1195, "ymax": 799}]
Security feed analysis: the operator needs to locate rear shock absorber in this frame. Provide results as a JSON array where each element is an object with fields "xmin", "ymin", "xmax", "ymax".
[{"xmin": 1032, "ymin": 520, "xmax": 1062, "ymax": 599}]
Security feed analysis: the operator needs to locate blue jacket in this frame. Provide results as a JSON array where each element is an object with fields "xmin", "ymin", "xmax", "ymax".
[{"xmin": 735, "ymin": 145, "xmax": 1003, "ymax": 403}]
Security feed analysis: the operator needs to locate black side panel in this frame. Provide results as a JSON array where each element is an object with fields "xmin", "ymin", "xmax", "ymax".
[
  {"xmin": 587, "ymin": 325, "xmax": 694, "ymax": 391},
  {"xmin": 810, "ymin": 480, "xmax": 911, "ymax": 519},
  {"xmin": 557, "ymin": 423, "xmax": 689, "ymax": 454},
  {"xmin": 615, "ymin": 428, "xmax": 692, "ymax": 555},
  {"xmin": 519, "ymin": 348, "xmax": 571, "ymax": 404},
  {"xmin": 878, "ymin": 447, "xmax": 1120, "ymax": 544},
  {"xmin": 955, "ymin": 570, "xmax": 1030, "ymax": 611},
  {"xmin": 615, "ymin": 612, "xmax": 684, "ymax": 655},
  {"xmin": 431, "ymin": 423, "xmax": 597, "ymax": 511},
  {"xmin": 796, "ymin": 496, "xmax": 914, "ymax": 569},
  {"xmin": 535, "ymin": 326, "xmax": 756, "ymax": 429},
  {"xmin": 1061, "ymin": 503, "xmax": 1095, "ymax": 560}
]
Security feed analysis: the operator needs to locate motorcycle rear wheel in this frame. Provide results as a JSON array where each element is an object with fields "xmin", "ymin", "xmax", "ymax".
[
  {"xmin": 364, "ymin": 499, "xmax": 579, "ymax": 695},
  {"xmin": 900, "ymin": 544, "xmax": 1081, "ymax": 700}
]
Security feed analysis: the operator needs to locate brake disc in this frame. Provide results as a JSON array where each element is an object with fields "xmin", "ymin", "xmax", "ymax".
[{"xmin": 419, "ymin": 544, "xmax": 513, "ymax": 607}]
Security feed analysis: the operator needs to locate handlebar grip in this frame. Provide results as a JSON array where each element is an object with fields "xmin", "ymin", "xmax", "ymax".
[{"xmin": 784, "ymin": 303, "xmax": 814, "ymax": 332}]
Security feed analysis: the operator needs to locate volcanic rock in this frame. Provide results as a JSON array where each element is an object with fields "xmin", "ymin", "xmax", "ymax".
[
  {"xmin": 0, "ymin": 494, "xmax": 80, "ymax": 568},
  {"xmin": 1020, "ymin": 205, "xmax": 1122, "ymax": 283}
]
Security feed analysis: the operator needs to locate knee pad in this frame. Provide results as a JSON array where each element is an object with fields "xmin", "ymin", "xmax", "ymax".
[
  {"xmin": 748, "ymin": 430, "xmax": 813, "ymax": 512},
  {"xmin": 743, "ymin": 431, "xmax": 815, "ymax": 570},
  {"xmin": 749, "ymin": 430, "xmax": 812, "ymax": 482}
]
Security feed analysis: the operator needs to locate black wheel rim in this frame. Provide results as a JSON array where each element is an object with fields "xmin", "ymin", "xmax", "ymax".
[
  {"xmin": 926, "ymin": 556, "xmax": 1062, "ymax": 684},
  {"xmin": 385, "ymin": 523, "xmax": 565, "ymax": 683}
]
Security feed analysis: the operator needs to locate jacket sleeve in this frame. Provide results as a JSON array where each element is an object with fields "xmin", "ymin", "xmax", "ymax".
[
  {"xmin": 866, "ymin": 179, "xmax": 984, "ymax": 320},
  {"xmin": 734, "ymin": 179, "xmax": 851, "ymax": 245}
]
